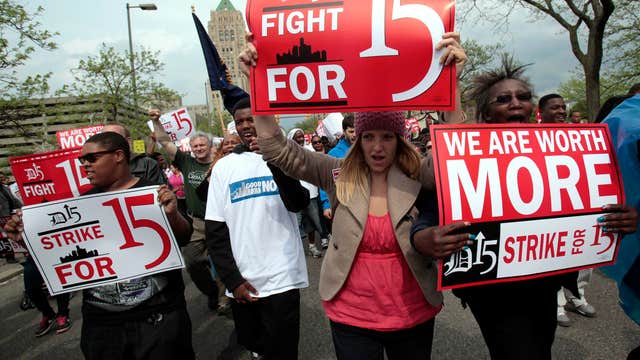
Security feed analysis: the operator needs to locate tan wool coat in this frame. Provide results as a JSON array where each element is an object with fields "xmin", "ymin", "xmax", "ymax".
[{"xmin": 259, "ymin": 132, "xmax": 443, "ymax": 308}]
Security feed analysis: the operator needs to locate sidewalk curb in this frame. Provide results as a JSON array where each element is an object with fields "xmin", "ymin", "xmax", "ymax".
[{"xmin": 0, "ymin": 266, "xmax": 23, "ymax": 283}]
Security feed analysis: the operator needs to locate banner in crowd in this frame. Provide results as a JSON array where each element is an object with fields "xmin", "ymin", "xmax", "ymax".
[
  {"xmin": 147, "ymin": 108, "xmax": 194, "ymax": 143},
  {"xmin": 430, "ymin": 123, "xmax": 624, "ymax": 289},
  {"xmin": 405, "ymin": 117, "xmax": 420, "ymax": 139},
  {"xmin": 0, "ymin": 216, "xmax": 27, "ymax": 256},
  {"xmin": 56, "ymin": 124, "xmax": 105, "ymax": 150},
  {"xmin": 10, "ymin": 148, "xmax": 92, "ymax": 206},
  {"xmin": 20, "ymin": 186, "xmax": 185, "ymax": 295},
  {"xmin": 246, "ymin": 0, "xmax": 456, "ymax": 114}
]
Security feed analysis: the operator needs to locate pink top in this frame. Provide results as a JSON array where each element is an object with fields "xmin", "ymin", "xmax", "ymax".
[
  {"xmin": 323, "ymin": 213, "xmax": 441, "ymax": 331},
  {"xmin": 168, "ymin": 173, "xmax": 185, "ymax": 199}
]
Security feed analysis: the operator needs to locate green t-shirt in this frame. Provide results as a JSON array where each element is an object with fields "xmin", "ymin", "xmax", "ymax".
[{"xmin": 173, "ymin": 150, "xmax": 211, "ymax": 218}]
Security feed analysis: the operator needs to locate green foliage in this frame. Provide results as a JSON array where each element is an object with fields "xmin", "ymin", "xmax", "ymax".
[
  {"xmin": 602, "ymin": 0, "xmax": 639, "ymax": 93},
  {"xmin": 557, "ymin": 1, "xmax": 640, "ymax": 117},
  {"xmin": 62, "ymin": 44, "xmax": 180, "ymax": 137},
  {"xmin": 294, "ymin": 114, "xmax": 321, "ymax": 134},
  {"xmin": 458, "ymin": 39, "xmax": 504, "ymax": 103},
  {"xmin": 0, "ymin": 0, "xmax": 57, "ymax": 131},
  {"xmin": 195, "ymin": 111, "xmax": 232, "ymax": 137}
]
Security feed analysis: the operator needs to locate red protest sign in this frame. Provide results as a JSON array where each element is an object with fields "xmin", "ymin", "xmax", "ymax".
[
  {"xmin": 246, "ymin": 0, "xmax": 455, "ymax": 114},
  {"xmin": 56, "ymin": 124, "xmax": 104, "ymax": 150},
  {"xmin": 430, "ymin": 124, "xmax": 624, "ymax": 289},
  {"xmin": 9, "ymin": 148, "xmax": 92, "ymax": 206}
]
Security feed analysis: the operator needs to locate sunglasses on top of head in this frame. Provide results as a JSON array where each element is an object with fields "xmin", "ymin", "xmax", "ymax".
[
  {"xmin": 77, "ymin": 149, "xmax": 119, "ymax": 163},
  {"xmin": 490, "ymin": 92, "xmax": 533, "ymax": 104}
]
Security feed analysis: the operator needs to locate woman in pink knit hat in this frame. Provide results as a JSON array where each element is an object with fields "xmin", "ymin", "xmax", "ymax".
[{"xmin": 241, "ymin": 32, "xmax": 469, "ymax": 359}]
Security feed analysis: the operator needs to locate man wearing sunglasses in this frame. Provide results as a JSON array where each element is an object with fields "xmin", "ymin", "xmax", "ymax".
[
  {"xmin": 6, "ymin": 132, "xmax": 195, "ymax": 359},
  {"xmin": 149, "ymin": 109, "xmax": 222, "ymax": 314}
]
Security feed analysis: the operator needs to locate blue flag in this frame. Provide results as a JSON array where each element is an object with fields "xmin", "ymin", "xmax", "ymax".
[{"xmin": 192, "ymin": 12, "xmax": 249, "ymax": 114}]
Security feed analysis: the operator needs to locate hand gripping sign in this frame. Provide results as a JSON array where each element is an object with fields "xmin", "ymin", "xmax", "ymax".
[
  {"xmin": 0, "ymin": 216, "xmax": 28, "ymax": 256},
  {"xmin": 56, "ymin": 124, "xmax": 105, "ymax": 150},
  {"xmin": 10, "ymin": 148, "xmax": 92, "ymax": 206},
  {"xmin": 146, "ymin": 108, "xmax": 194, "ymax": 143},
  {"xmin": 430, "ymin": 123, "xmax": 625, "ymax": 290},
  {"xmin": 246, "ymin": 0, "xmax": 456, "ymax": 114},
  {"xmin": 20, "ymin": 186, "xmax": 185, "ymax": 295}
]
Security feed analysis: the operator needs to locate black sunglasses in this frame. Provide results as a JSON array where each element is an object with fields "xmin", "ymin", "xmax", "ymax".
[
  {"xmin": 311, "ymin": 141, "xmax": 322, "ymax": 145},
  {"xmin": 491, "ymin": 92, "xmax": 533, "ymax": 104},
  {"xmin": 78, "ymin": 149, "xmax": 119, "ymax": 163}
]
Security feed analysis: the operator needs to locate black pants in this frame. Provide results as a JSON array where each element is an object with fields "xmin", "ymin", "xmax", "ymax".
[
  {"xmin": 80, "ymin": 308, "xmax": 194, "ymax": 360},
  {"xmin": 23, "ymin": 256, "xmax": 70, "ymax": 318},
  {"xmin": 330, "ymin": 319, "xmax": 435, "ymax": 360},
  {"xmin": 461, "ymin": 283, "xmax": 558, "ymax": 360},
  {"xmin": 231, "ymin": 288, "xmax": 300, "ymax": 360}
]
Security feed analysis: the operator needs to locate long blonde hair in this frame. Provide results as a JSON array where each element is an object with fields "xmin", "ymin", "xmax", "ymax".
[{"xmin": 336, "ymin": 134, "xmax": 421, "ymax": 204}]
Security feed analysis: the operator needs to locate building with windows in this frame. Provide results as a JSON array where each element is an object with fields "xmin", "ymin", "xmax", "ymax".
[{"xmin": 205, "ymin": 0, "xmax": 249, "ymax": 115}]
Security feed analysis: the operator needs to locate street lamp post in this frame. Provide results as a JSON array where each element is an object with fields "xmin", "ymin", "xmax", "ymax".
[{"xmin": 126, "ymin": 3, "xmax": 157, "ymax": 113}]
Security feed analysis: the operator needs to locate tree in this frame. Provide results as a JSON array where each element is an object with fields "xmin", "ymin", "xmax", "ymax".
[
  {"xmin": 463, "ymin": 0, "xmax": 615, "ymax": 120},
  {"xmin": 63, "ymin": 44, "xmax": 180, "ymax": 137},
  {"xmin": 456, "ymin": 40, "xmax": 507, "ymax": 117},
  {"xmin": 195, "ymin": 111, "xmax": 232, "ymax": 137},
  {"xmin": 0, "ymin": 1, "xmax": 57, "ymax": 130},
  {"xmin": 294, "ymin": 114, "xmax": 322, "ymax": 134},
  {"xmin": 558, "ymin": 71, "xmax": 631, "ymax": 116},
  {"xmin": 458, "ymin": 40, "xmax": 505, "ymax": 104},
  {"xmin": 602, "ymin": 0, "xmax": 639, "ymax": 92},
  {"xmin": 556, "ymin": 1, "xmax": 639, "ymax": 116}
]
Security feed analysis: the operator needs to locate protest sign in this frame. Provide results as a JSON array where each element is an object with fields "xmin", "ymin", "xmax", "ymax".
[
  {"xmin": 430, "ymin": 123, "xmax": 624, "ymax": 290},
  {"xmin": 405, "ymin": 117, "xmax": 420, "ymax": 138},
  {"xmin": 0, "ymin": 222, "xmax": 11, "ymax": 256},
  {"xmin": 10, "ymin": 148, "xmax": 92, "ymax": 206},
  {"xmin": 56, "ymin": 124, "xmax": 104, "ymax": 150},
  {"xmin": 133, "ymin": 139, "xmax": 146, "ymax": 154},
  {"xmin": 147, "ymin": 108, "xmax": 194, "ymax": 143},
  {"xmin": 246, "ymin": 0, "xmax": 455, "ymax": 114},
  {"xmin": 9, "ymin": 182, "xmax": 22, "ymax": 203},
  {"xmin": 20, "ymin": 186, "xmax": 184, "ymax": 295},
  {"xmin": 0, "ymin": 216, "xmax": 26, "ymax": 256}
]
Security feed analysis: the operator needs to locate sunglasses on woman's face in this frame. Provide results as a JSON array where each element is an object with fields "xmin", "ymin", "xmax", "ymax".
[
  {"xmin": 490, "ymin": 92, "xmax": 533, "ymax": 104},
  {"xmin": 78, "ymin": 149, "xmax": 119, "ymax": 163},
  {"xmin": 312, "ymin": 141, "xmax": 322, "ymax": 145}
]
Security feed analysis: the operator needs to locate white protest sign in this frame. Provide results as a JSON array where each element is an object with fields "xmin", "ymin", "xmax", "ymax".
[
  {"xmin": 21, "ymin": 186, "xmax": 184, "ymax": 295},
  {"xmin": 147, "ymin": 108, "xmax": 194, "ymax": 143},
  {"xmin": 321, "ymin": 113, "xmax": 344, "ymax": 141}
]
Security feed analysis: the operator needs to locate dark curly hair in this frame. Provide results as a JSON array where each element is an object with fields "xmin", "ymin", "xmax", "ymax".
[{"xmin": 470, "ymin": 54, "xmax": 533, "ymax": 122}]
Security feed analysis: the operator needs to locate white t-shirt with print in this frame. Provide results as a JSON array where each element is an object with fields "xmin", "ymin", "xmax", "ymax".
[{"xmin": 205, "ymin": 151, "xmax": 309, "ymax": 298}]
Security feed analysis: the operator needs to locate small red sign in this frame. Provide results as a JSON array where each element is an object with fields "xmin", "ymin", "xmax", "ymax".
[
  {"xmin": 56, "ymin": 124, "xmax": 104, "ymax": 150},
  {"xmin": 9, "ymin": 148, "xmax": 92, "ymax": 205}
]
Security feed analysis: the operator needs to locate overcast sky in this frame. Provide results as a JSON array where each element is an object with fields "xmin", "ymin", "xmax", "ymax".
[{"xmin": 16, "ymin": 0, "xmax": 581, "ymax": 107}]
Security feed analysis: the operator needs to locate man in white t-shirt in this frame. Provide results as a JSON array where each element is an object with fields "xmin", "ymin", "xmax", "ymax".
[{"xmin": 205, "ymin": 97, "xmax": 308, "ymax": 360}]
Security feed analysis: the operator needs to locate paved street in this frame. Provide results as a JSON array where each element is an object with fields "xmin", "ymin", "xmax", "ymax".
[{"xmin": 0, "ymin": 256, "xmax": 638, "ymax": 359}]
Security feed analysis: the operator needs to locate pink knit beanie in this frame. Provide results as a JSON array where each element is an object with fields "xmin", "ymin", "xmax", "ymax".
[{"xmin": 354, "ymin": 111, "xmax": 407, "ymax": 137}]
